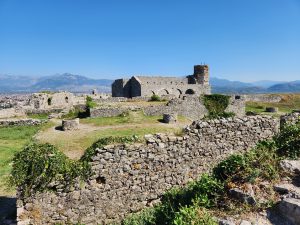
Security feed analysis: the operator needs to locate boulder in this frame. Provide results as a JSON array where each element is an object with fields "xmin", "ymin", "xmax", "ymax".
[
  {"xmin": 278, "ymin": 198, "xmax": 300, "ymax": 225},
  {"xmin": 239, "ymin": 220, "xmax": 251, "ymax": 225},
  {"xmin": 218, "ymin": 218, "xmax": 236, "ymax": 225},
  {"xmin": 163, "ymin": 113, "xmax": 177, "ymax": 123},
  {"xmin": 280, "ymin": 160, "xmax": 300, "ymax": 175},
  {"xmin": 229, "ymin": 188, "xmax": 256, "ymax": 205}
]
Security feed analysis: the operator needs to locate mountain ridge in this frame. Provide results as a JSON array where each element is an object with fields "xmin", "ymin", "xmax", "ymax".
[{"xmin": 0, "ymin": 73, "xmax": 299, "ymax": 94}]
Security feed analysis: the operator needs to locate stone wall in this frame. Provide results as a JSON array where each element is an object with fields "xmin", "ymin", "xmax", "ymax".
[
  {"xmin": 90, "ymin": 96, "xmax": 245, "ymax": 120},
  {"xmin": 144, "ymin": 96, "xmax": 245, "ymax": 120},
  {"xmin": 280, "ymin": 112, "xmax": 300, "ymax": 128},
  {"xmin": 0, "ymin": 118, "xmax": 45, "ymax": 126},
  {"xmin": 243, "ymin": 94, "xmax": 282, "ymax": 103},
  {"xmin": 89, "ymin": 107, "xmax": 128, "ymax": 118},
  {"xmin": 0, "ymin": 107, "xmax": 26, "ymax": 119},
  {"xmin": 17, "ymin": 116, "xmax": 279, "ymax": 225}
]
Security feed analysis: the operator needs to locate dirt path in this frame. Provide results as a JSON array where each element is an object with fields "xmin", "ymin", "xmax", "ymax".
[{"xmin": 35, "ymin": 118, "xmax": 189, "ymax": 159}]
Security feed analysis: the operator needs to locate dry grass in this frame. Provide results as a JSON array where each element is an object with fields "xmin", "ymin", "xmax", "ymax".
[
  {"xmin": 35, "ymin": 112, "xmax": 190, "ymax": 159},
  {"xmin": 246, "ymin": 93, "xmax": 300, "ymax": 115}
]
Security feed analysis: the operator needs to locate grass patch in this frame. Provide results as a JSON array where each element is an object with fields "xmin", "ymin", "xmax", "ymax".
[
  {"xmin": 81, "ymin": 111, "xmax": 188, "ymax": 126},
  {"xmin": 0, "ymin": 125, "xmax": 43, "ymax": 195},
  {"xmin": 246, "ymin": 94, "xmax": 300, "ymax": 115},
  {"xmin": 35, "ymin": 112, "xmax": 188, "ymax": 159},
  {"xmin": 26, "ymin": 113, "xmax": 49, "ymax": 120},
  {"xmin": 38, "ymin": 125, "xmax": 184, "ymax": 159}
]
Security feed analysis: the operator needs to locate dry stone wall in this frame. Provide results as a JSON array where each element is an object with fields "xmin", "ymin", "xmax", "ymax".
[
  {"xmin": 17, "ymin": 116, "xmax": 279, "ymax": 225},
  {"xmin": 90, "ymin": 96, "xmax": 245, "ymax": 120},
  {"xmin": 144, "ymin": 96, "xmax": 245, "ymax": 120},
  {"xmin": 243, "ymin": 94, "xmax": 282, "ymax": 103},
  {"xmin": 0, "ymin": 118, "xmax": 45, "ymax": 126},
  {"xmin": 280, "ymin": 112, "xmax": 300, "ymax": 128}
]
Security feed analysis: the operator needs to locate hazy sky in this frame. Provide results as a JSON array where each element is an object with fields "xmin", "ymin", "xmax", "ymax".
[{"xmin": 0, "ymin": 0, "xmax": 299, "ymax": 81}]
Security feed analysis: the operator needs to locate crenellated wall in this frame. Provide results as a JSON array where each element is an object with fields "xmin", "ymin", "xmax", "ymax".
[{"xmin": 17, "ymin": 116, "xmax": 279, "ymax": 225}]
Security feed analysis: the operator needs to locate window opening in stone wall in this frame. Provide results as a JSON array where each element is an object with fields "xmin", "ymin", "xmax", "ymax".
[
  {"xmin": 47, "ymin": 98, "xmax": 52, "ymax": 106},
  {"xmin": 185, "ymin": 89, "xmax": 195, "ymax": 95}
]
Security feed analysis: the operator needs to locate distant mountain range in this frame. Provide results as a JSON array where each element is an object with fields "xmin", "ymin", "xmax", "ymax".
[
  {"xmin": 210, "ymin": 77, "xmax": 300, "ymax": 94},
  {"xmin": 0, "ymin": 73, "xmax": 300, "ymax": 94},
  {"xmin": 0, "ymin": 73, "xmax": 112, "ymax": 93}
]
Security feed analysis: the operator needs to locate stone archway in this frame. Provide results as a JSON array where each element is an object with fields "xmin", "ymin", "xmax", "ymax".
[
  {"xmin": 150, "ymin": 91, "xmax": 156, "ymax": 96},
  {"xmin": 158, "ymin": 89, "xmax": 169, "ymax": 96},
  {"xmin": 185, "ymin": 89, "xmax": 195, "ymax": 95},
  {"xmin": 174, "ymin": 89, "xmax": 183, "ymax": 98}
]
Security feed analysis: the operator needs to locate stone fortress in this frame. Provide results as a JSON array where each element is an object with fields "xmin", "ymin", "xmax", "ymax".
[{"xmin": 112, "ymin": 65, "xmax": 211, "ymax": 98}]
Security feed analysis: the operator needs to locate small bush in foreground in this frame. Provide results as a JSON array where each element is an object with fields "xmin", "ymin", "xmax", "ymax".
[
  {"xmin": 274, "ymin": 122, "xmax": 300, "ymax": 159},
  {"xmin": 173, "ymin": 206, "xmax": 217, "ymax": 225},
  {"xmin": 10, "ymin": 143, "xmax": 82, "ymax": 197},
  {"xmin": 213, "ymin": 140, "xmax": 279, "ymax": 183}
]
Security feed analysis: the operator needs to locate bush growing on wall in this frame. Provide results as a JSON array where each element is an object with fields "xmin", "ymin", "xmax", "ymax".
[
  {"xmin": 10, "ymin": 135, "xmax": 141, "ymax": 197},
  {"xmin": 274, "ymin": 121, "xmax": 300, "ymax": 159},
  {"xmin": 150, "ymin": 94, "xmax": 161, "ymax": 102},
  {"xmin": 202, "ymin": 94, "xmax": 234, "ymax": 119},
  {"xmin": 10, "ymin": 143, "xmax": 82, "ymax": 197},
  {"xmin": 86, "ymin": 96, "xmax": 97, "ymax": 109}
]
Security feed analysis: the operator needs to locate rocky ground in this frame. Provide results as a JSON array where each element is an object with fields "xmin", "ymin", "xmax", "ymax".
[{"xmin": 217, "ymin": 159, "xmax": 300, "ymax": 225}]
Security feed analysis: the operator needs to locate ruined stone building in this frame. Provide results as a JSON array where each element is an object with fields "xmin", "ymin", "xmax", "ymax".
[{"xmin": 112, "ymin": 65, "xmax": 211, "ymax": 98}]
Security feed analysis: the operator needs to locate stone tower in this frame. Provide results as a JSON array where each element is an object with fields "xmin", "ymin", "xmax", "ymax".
[{"xmin": 193, "ymin": 65, "xmax": 209, "ymax": 85}]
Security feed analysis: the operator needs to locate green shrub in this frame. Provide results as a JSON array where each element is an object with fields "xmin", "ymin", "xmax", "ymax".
[
  {"xmin": 188, "ymin": 174, "xmax": 224, "ymax": 208},
  {"xmin": 213, "ymin": 140, "xmax": 279, "ymax": 183},
  {"xmin": 86, "ymin": 96, "xmax": 97, "ymax": 109},
  {"xmin": 11, "ymin": 135, "xmax": 141, "ymax": 197},
  {"xmin": 173, "ymin": 206, "xmax": 217, "ymax": 225},
  {"xmin": 213, "ymin": 154, "xmax": 246, "ymax": 181},
  {"xmin": 203, "ymin": 94, "xmax": 233, "ymax": 119},
  {"xmin": 122, "ymin": 207, "xmax": 158, "ymax": 225},
  {"xmin": 10, "ymin": 143, "xmax": 82, "ymax": 197},
  {"xmin": 150, "ymin": 94, "xmax": 161, "ymax": 102},
  {"xmin": 274, "ymin": 122, "xmax": 300, "ymax": 159},
  {"xmin": 152, "ymin": 174, "xmax": 224, "ymax": 224}
]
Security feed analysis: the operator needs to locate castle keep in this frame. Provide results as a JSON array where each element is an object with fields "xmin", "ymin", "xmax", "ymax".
[{"xmin": 112, "ymin": 65, "xmax": 211, "ymax": 98}]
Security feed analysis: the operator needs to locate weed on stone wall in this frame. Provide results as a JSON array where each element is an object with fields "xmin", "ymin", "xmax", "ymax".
[
  {"xmin": 86, "ymin": 96, "xmax": 97, "ymax": 109},
  {"xmin": 202, "ymin": 94, "xmax": 234, "ymax": 119},
  {"xmin": 149, "ymin": 94, "xmax": 161, "ymax": 102}
]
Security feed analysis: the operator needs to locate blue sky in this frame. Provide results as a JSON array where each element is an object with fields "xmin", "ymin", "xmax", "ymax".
[{"xmin": 0, "ymin": 0, "xmax": 299, "ymax": 81}]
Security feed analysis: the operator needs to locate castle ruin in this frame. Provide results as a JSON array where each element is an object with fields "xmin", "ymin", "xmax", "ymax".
[{"xmin": 112, "ymin": 65, "xmax": 211, "ymax": 98}]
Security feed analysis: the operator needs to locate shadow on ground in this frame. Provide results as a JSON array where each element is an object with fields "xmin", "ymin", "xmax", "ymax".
[{"xmin": 0, "ymin": 196, "xmax": 16, "ymax": 225}]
